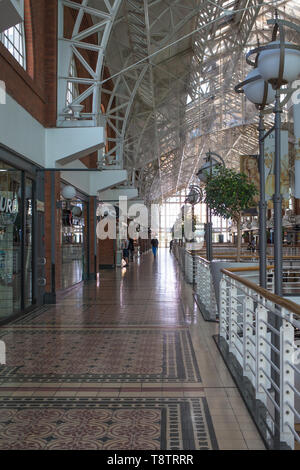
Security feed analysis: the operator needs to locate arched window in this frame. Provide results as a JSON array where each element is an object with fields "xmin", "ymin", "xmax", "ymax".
[{"xmin": 0, "ymin": 22, "xmax": 26, "ymax": 68}]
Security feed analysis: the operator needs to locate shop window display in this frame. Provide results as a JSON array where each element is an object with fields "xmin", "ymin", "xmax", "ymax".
[
  {"xmin": 0, "ymin": 164, "xmax": 22, "ymax": 320},
  {"xmin": 61, "ymin": 194, "xmax": 86, "ymax": 289}
]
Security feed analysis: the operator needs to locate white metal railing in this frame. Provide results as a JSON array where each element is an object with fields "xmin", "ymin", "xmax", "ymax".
[
  {"xmin": 173, "ymin": 245, "xmax": 218, "ymax": 320},
  {"xmin": 194, "ymin": 255, "xmax": 218, "ymax": 321},
  {"xmin": 267, "ymin": 245, "xmax": 300, "ymax": 257},
  {"xmin": 220, "ymin": 269, "xmax": 300, "ymax": 449}
]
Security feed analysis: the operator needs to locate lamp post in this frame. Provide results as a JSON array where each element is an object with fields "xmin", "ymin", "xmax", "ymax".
[
  {"xmin": 196, "ymin": 151, "xmax": 225, "ymax": 261},
  {"xmin": 235, "ymin": 69, "xmax": 275, "ymax": 288},
  {"xmin": 185, "ymin": 184, "xmax": 203, "ymax": 241},
  {"xmin": 245, "ymin": 16, "xmax": 300, "ymax": 296}
]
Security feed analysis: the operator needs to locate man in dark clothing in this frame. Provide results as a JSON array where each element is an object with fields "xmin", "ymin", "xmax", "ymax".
[
  {"xmin": 129, "ymin": 238, "xmax": 135, "ymax": 261},
  {"xmin": 151, "ymin": 238, "xmax": 159, "ymax": 258}
]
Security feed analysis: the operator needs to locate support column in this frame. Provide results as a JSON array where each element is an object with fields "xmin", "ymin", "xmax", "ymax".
[
  {"xmin": 44, "ymin": 171, "xmax": 61, "ymax": 303},
  {"xmin": 88, "ymin": 196, "xmax": 98, "ymax": 280},
  {"xmin": 259, "ymin": 113, "xmax": 267, "ymax": 288},
  {"xmin": 273, "ymin": 89, "xmax": 283, "ymax": 297}
]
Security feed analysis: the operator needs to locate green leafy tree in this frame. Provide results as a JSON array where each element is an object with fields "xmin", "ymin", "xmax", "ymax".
[{"xmin": 204, "ymin": 166, "xmax": 258, "ymax": 261}]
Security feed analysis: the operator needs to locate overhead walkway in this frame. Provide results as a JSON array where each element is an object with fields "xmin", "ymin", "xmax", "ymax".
[{"xmin": 0, "ymin": 249, "xmax": 264, "ymax": 450}]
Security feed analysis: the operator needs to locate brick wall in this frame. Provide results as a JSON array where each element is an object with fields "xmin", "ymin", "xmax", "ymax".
[
  {"xmin": 0, "ymin": 0, "xmax": 58, "ymax": 127},
  {"xmin": 98, "ymin": 238, "xmax": 115, "ymax": 268}
]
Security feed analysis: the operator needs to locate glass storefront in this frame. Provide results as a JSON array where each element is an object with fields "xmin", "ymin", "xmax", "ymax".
[
  {"xmin": 0, "ymin": 161, "xmax": 35, "ymax": 322},
  {"xmin": 61, "ymin": 190, "xmax": 87, "ymax": 290}
]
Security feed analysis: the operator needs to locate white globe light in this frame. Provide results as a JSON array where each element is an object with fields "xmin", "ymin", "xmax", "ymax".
[
  {"xmin": 258, "ymin": 41, "xmax": 300, "ymax": 84},
  {"xmin": 62, "ymin": 185, "xmax": 76, "ymax": 200},
  {"xmin": 71, "ymin": 206, "xmax": 82, "ymax": 217},
  {"xmin": 243, "ymin": 68, "xmax": 275, "ymax": 105},
  {"xmin": 197, "ymin": 160, "xmax": 220, "ymax": 183}
]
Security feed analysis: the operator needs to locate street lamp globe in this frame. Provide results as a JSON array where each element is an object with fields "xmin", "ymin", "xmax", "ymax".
[
  {"xmin": 62, "ymin": 185, "xmax": 76, "ymax": 200},
  {"xmin": 197, "ymin": 161, "xmax": 211, "ymax": 183},
  {"xmin": 197, "ymin": 159, "xmax": 221, "ymax": 183},
  {"xmin": 257, "ymin": 41, "xmax": 300, "ymax": 85},
  {"xmin": 243, "ymin": 69, "xmax": 276, "ymax": 105}
]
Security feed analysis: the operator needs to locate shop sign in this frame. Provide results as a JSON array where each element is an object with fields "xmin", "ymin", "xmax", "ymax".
[
  {"xmin": 0, "ymin": 194, "xmax": 15, "ymax": 213},
  {"xmin": 0, "ymin": 192, "xmax": 18, "ymax": 226}
]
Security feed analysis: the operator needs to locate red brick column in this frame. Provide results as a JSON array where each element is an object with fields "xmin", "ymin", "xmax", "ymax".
[
  {"xmin": 44, "ymin": 171, "xmax": 61, "ymax": 301},
  {"xmin": 88, "ymin": 197, "xmax": 99, "ymax": 278},
  {"xmin": 98, "ymin": 238, "xmax": 115, "ymax": 268}
]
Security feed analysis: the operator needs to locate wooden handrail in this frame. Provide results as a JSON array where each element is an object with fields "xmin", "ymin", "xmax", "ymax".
[
  {"xmin": 191, "ymin": 252, "xmax": 300, "ymax": 261},
  {"xmin": 227, "ymin": 265, "xmax": 274, "ymax": 273},
  {"xmin": 221, "ymin": 268, "xmax": 300, "ymax": 317}
]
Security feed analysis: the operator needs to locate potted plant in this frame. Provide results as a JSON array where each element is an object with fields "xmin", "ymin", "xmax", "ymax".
[{"xmin": 204, "ymin": 166, "xmax": 258, "ymax": 262}]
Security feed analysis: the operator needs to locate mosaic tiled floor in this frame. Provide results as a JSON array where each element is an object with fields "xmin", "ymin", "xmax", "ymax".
[
  {"xmin": 9, "ymin": 304, "xmax": 185, "ymax": 327},
  {"xmin": 0, "ymin": 250, "xmax": 265, "ymax": 450},
  {"xmin": 0, "ymin": 329, "xmax": 200, "ymax": 383},
  {"xmin": 0, "ymin": 397, "xmax": 218, "ymax": 450}
]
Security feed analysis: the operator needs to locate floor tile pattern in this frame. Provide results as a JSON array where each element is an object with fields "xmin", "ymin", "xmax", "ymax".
[
  {"xmin": 0, "ymin": 397, "xmax": 217, "ymax": 450},
  {"xmin": 0, "ymin": 250, "xmax": 265, "ymax": 450},
  {"xmin": 0, "ymin": 329, "xmax": 200, "ymax": 383},
  {"xmin": 10, "ymin": 304, "xmax": 185, "ymax": 327}
]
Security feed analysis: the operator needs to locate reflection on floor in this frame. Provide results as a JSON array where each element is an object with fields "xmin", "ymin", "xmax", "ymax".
[
  {"xmin": 61, "ymin": 260, "xmax": 83, "ymax": 290},
  {"xmin": 0, "ymin": 249, "xmax": 265, "ymax": 450}
]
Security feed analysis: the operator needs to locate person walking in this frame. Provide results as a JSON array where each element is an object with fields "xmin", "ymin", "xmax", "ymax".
[
  {"xmin": 121, "ymin": 238, "xmax": 130, "ymax": 266},
  {"xmin": 151, "ymin": 237, "xmax": 159, "ymax": 258},
  {"xmin": 129, "ymin": 237, "xmax": 135, "ymax": 262},
  {"xmin": 169, "ymin": 239, "xmax": 173, "ymax": 253}
]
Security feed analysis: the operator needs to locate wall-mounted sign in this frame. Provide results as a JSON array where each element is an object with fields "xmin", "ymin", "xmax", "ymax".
[
  {"xmin": 264, "ymin": 130, "xmax": 289, "ymax": 208},
  {"xmin": 36, "ymin": 200, "xmax": 45, "ymax": 213},
  {"xmin": 240, "ymin": 130, "xmax": 290, "ymax": 209}
]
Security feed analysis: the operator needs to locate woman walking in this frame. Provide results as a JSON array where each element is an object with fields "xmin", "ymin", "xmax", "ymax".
[{"xmin": 151, "ymin": 238, "xmax": 159, "ymax": 258}]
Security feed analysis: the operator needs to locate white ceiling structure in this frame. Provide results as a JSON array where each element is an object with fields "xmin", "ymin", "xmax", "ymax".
[{"xmin": 58, "ymin": 0, "xmax": 300, "ymax": 203}]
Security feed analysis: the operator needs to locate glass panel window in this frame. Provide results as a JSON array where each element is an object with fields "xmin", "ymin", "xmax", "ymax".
[
  {"xmin": 0, "ymin": 23, "xmax": 26, "ymax": 68},
  {"xmin": 66, "ymin": 57, "xmax": 79, "ymax": 107},
  {"xmin": 61, "ymin": 191, "xmax": 86, "ymax": 289}
]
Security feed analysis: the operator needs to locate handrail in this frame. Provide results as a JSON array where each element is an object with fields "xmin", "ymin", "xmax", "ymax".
[
  {"xmin": 221, "ymin": 268, "xmax": 300, "ymax": 317},
  {"xmin": 192, "ymin": 254, "xmax": 211, "ymax": 265},
  {"xmin": 227, "ymin": 265, "xmax": 274, "ymax": 273},
  {"xmin": 191, "ymin": 252, "xmax": 300, "ymax": 261}
]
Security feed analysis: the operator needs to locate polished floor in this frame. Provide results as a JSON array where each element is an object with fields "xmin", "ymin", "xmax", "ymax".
[{"xmin": 0, "ymin": 249, "xmax": 265, "ymax": 450}]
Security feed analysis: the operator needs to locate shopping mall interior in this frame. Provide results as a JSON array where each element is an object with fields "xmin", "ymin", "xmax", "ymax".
[{"xmin": 0, "ymin": 0, "xmax": 300, "ymax": 452}]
